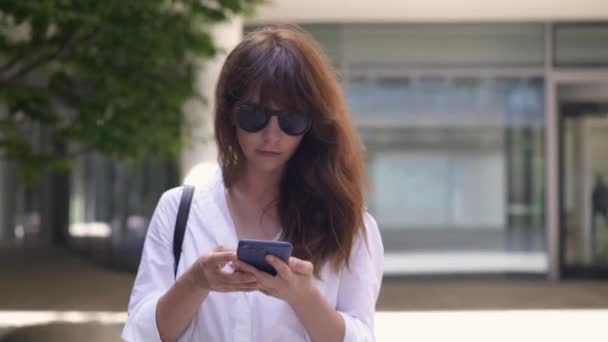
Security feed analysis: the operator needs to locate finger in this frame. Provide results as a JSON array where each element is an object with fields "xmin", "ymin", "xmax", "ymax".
[
  {"xmin": 214, "ymin": 245, "xmax": 229, "ymax": 252},
  {"xmin": 232, "ymin": 260, "xmax": 249, "ymax": 273},
  {"xmin": 221, "ymin": 271, "xmax": 257, "ymax": 285},
  {"xmin": 229, "ymin": 288, "xmax": 257, "ymax": 293},
  {"xmin": 258, "ymin": 282, "xmax": 279, "ymax": 295},
  {"xmin": 234, "ymin": 260, "xmax": 275, "ymax": 284},
  {"xmin": 258, "ymin": 287, "xmax": 274, "ymax": 296},
  {"xmin": 213, "ymin": 263, "xmax": 256, "ymax": 283},
  {"xmin": 209, "ymin": 246, "xmax": 236, "ymax": 265},
  {"xmin": 209, "ymin": 251, "xmax": 238, "ymax": 266},
  {"xmin": 233, "ymin": 260, "xmax": 259, "ymax": 275},
  {"xmin": 289, "ymin": 257, "xmax": 313, "ymax": 275},
  {"xmin": 266, "ymin": 255, "xmax": 291, "ymax": 279},
  {"xmin": 217, "ymin": 283, "xmax": 259, "ymax": 292}
]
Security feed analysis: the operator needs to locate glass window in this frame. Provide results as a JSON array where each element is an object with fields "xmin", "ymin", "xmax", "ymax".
[
  {"xmin": 349, "ymin": 77, "xmax": 545, "ymax": 129},
  {"xmin": 69, "ymin": 153, "xmax": 179, "ymax": 271},
  {"xmin": 246, "ymin": 23, "xmax": 545, "ymax": 72},
  {"xmin": 299, "ymin": 24, "xmax": 342, "ymax": 66},
  {"xmin": 555, "ymin": 24, "xmax": 608, "ymax": 67},
  {"xmin": 344, "ymin": 24, "xmax": 545, "ymax": 69},
  {"xmin": 355, "ymin": 77, "xmax": 546, "ymax": 273}
]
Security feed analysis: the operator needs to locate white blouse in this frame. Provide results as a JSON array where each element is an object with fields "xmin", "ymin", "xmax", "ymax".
[{"xmin": 122, "ymin": 169, "xmax": 384, "ymax": 342}]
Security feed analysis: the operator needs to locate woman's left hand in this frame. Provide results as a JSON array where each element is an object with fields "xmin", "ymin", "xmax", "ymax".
[{"xmin": 235, "ymin": 255, "xmax": 316, "ymax": 305}]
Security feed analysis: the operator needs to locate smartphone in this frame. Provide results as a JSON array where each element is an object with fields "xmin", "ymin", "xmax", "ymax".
[{"xmin": 237, "ymin": 239, "xmax": 293, "ymax": 276}]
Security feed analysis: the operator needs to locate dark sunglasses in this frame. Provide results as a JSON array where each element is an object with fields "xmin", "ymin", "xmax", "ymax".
[{"xmin": 233, "ymin": 102, "xmax": 312, "ymax": 136}]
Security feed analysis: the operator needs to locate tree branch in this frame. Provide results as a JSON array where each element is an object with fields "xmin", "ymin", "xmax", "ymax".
[
  {"xmin": 0, "ymin": 31, "xmax": 79, "ymax": 84},
  {"xmin": 0, "ymin": 54, "xmax": 23, "ymax": 74},
  {"xmin": 0, "ymin": 27, "xmax": 99, "ymax": 85},
  {"xmin": 0, "ymin": 37, "xmax": 63, "ymax": 75}
]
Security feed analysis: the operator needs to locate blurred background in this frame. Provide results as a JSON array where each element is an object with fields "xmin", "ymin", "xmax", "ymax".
[{"xmin": 1, "ymin": 0, "xmax": 608, "ymax": 341}]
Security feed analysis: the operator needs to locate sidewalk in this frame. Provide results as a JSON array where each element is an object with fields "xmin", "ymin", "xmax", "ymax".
[
  {"xmin": 1, "ymin": 244, "xmax": 608, "ymax": 341},
  {"xmin": 0, "ymin": 244, "xmax": 132, "ymax": 312},
  {"xmin": 0, "ymin": 244, "xmax": 132, "ymax": 341}
]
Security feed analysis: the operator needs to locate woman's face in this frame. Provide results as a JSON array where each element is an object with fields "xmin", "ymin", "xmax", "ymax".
[{"xmin": 235, "ymin": 101, "xmax": 304, "ymax": 174}]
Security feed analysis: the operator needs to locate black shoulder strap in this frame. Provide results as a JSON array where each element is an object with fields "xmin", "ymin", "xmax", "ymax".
[{"xmin": 173, "ymin": 185, "xmax": 195, "ymax": 278}]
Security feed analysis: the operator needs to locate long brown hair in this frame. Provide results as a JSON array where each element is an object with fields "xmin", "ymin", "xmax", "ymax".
[{"xmin": 214, "ymin": 24, "xmax": 367, "ymax": 276}]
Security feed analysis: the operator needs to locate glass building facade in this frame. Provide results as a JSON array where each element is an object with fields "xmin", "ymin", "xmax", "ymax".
[{"xmin": 0, "ymin": 151, "xmax": 178, "ymax": 272}]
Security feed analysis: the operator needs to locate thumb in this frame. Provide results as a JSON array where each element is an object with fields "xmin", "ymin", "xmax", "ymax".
[{"xmin": 289, "ymin": 257, "xmax": 313, "ymax": 275}]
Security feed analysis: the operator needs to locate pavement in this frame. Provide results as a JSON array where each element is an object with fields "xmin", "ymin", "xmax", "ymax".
[{"xmin": 1, "ymin": 243, "xmax": 608, "ymax": 341}]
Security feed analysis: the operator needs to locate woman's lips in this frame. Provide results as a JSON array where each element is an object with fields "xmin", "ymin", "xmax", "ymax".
[{"xmin": 256, "ymin": 150, "xmax": 281, "ymax": 157}]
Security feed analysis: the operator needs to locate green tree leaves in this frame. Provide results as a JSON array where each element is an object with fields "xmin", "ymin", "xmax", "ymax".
[{"xmin": 0, "ymin": 0, "xmax": 261, "ymax": 180}]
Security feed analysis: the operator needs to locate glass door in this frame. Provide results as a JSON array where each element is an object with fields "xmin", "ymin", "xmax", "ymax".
[{"xmin": 559, "ymin": 84, "xmax": 608, "ymax": 277}]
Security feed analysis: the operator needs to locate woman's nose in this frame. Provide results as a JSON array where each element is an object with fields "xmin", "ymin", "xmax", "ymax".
[{"xmin": 262, "ymin": 116, "xmax": 282, "ymax": 142}]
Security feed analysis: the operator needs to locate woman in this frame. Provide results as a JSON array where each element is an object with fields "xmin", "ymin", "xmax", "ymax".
[{"xmin": 122, "ymin": 24, "xmax": 384, "ymax": 342}]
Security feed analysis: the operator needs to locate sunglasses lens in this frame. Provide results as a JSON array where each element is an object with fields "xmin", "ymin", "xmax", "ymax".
[
  {"xmin": 236, "ymin": 105, "xmax": 269, "ymax": 133},
  {"xmin": 235, "ymin": 103, "xmax": 311, "ymax": 136},
  {"xmin": 279, "ymin": 111, "xmax": 310, "ymax": 136}
]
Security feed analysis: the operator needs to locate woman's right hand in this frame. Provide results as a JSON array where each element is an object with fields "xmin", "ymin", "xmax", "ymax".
[{"xmin": 189, "ymin": 246, "xmax": 258, "ymax": 292}]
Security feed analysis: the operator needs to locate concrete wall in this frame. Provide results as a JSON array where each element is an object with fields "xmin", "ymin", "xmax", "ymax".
[{"xmin": 180, "ymin": 18, "xmax": 243, "ymax": 180}]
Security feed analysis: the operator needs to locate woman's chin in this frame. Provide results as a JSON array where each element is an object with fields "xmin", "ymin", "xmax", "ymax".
[{"xmin": 248, "ymin": 159, "xmax": 286, "ymax": 174}]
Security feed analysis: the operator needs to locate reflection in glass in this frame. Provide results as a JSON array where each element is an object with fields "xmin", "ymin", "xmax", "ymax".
[
  {"xmin": 555, "ymin": 24, "xmax": 608, "ymax": 67},
  {"xmin": 69, "ymin": 154, "xmax": 178, "ymax": 271},
  {"xmin": 350, "ymin": 76, "xmax": 546, "ymax": 273},
  {"xmin": 562, "ymin": 100, "xmax": 608, "ymax": 269}
]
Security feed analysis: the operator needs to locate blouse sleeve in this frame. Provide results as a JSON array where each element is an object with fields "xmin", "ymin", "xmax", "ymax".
[
  {"xmin": 336, "ymin": 212, "xmax": 385, "ymax": 342},
  {"xmin": 121, "ymin": 187, "xmax": 182, "ymax": 342}
]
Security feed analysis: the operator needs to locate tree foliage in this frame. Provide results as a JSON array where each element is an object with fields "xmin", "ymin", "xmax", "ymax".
[{"xmin": 0, "ymin": 0, "xmax": 261, "ymax": 180}]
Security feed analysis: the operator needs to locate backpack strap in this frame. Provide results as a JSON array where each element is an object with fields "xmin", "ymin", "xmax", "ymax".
[{"xmin": 173, "ymin": 185, "xmax": 195, "ymax": 278}]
